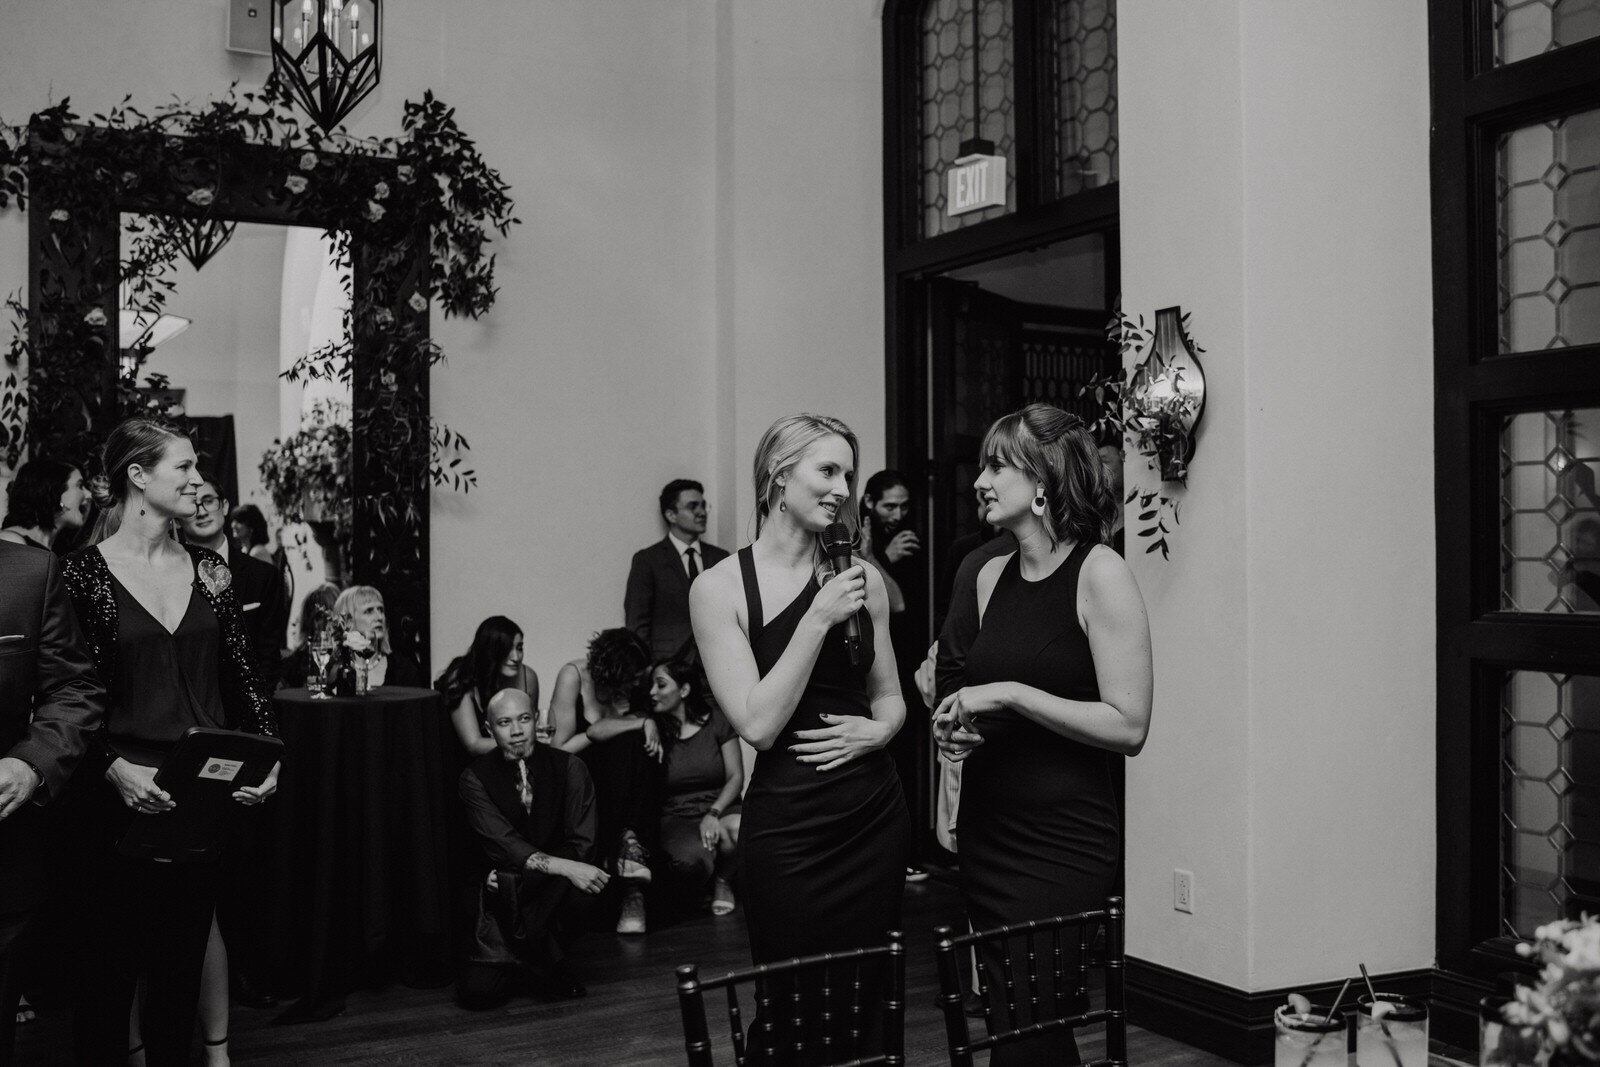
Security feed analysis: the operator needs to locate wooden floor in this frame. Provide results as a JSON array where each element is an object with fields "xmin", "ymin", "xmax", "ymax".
[{"xmin": 11, "ymin": 876, "xmax": 1265, "ymax": 1064}]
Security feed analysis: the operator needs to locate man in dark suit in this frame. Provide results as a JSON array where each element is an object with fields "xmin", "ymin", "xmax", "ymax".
[
  {"xmin": 624, "ymin": 479, "xmax": 728, "ymax": 663},
  {"xmin": 179, "ymin": 475, "xmax": 288, "ymax": 686},
  {"xmin": 0, "ymin": 539, "xmax": 104, "ymax": 1065}
]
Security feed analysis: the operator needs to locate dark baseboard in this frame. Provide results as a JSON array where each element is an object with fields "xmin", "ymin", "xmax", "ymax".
[{"xmin": 1126, "ymin": 957, "xmax": 1464, "ymax": 1065}]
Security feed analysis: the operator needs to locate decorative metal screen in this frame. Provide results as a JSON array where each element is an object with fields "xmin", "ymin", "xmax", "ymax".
[
  {"xmin": 1501, "ymin": 408, "xmax": 1600, "ymax": 613},
  {"xmin": 1052, "ymin": 0, "xmax": 1118, "ymax": 197},
  {"xmin": 1018, "ymin": 330, "xmax": 1115, "ymax": 423},
  {"xmin": 1503, "ymin": 669, "xmax": 1600, "ymax": 938},
  {"xmin": 920, "ymin": 0, "xmax": 1016, "ymax": 238},
  {"xmin": 1497, "ymin": 107, "xmax": 1600, "ymax": 354},
  {"xmin": 1494, "ymin": 0, "xmax": 1600, "ymax": 66}
]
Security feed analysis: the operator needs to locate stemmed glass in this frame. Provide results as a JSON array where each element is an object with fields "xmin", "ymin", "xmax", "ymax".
[{"xmin": 309, "ymin": 632, "xmax": 336, "ymax": 699}]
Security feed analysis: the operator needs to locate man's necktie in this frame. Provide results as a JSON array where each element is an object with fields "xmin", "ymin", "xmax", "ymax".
[
  {"xmin": 686, "ymin": 546, "xmax": 699, "ymax": 579},
  {"xmin": 516, "ymin": 759, "xmax": 533, "ymax": 814}
]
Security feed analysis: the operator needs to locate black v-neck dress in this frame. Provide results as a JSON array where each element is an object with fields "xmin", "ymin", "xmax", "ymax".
[{"xmin": 737, "ymin": 547, "xmax": 910, "ymax": 966}]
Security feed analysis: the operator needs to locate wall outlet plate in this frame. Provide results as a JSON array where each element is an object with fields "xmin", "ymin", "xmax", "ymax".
[{"xmin": 1174, "ymin": 869, "xmax": 1194, "ymax": 914}]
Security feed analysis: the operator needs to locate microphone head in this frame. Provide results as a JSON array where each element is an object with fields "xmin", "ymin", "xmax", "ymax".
[{"xmin": 821, "ymin": 522, "xmax": 854, "ymax": 560}]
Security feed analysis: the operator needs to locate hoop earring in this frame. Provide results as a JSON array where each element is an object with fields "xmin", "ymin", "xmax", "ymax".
[{"xmin": 1031, "ymin": 490, "xmax": 1047, "ymax": 517}]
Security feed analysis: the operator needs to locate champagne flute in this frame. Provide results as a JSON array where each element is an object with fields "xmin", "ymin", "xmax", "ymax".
[{"xmin": 309, "ymin": 635, "xmax": 335, "ymax": 699}]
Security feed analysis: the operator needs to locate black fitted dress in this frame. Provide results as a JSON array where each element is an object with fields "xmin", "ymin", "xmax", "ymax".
[
  {"xmin": 737, "ymin": 548, "xmax": 910, "ymax": 1055},
  {"xmin": 958, "ymin": 542, "xmax": 1120, "ymax": 1066}
]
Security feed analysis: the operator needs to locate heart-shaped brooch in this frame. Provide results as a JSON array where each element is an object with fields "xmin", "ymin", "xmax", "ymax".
[{"xmin": 198, "ymin": 557, "xmax": 233, "ymax": 597}]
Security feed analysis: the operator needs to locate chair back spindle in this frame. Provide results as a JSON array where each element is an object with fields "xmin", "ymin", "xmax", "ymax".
[
  {"xmin": 674, "ymin": 931, "xmax": 907, "ymax": 1066},
  {"xmin": 933, "ymin": 896, "xmax": 1128, "ymax": 1067}
]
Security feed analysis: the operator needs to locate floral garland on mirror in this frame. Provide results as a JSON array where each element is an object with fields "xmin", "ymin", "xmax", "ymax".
[{"xmin": 0, "ymin": 79, "xmax": 517, "ymax": 559}]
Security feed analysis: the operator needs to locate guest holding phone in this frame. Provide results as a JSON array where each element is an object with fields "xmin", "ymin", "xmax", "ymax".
[
  {"xmin": 59, "ymin": 418, "xmax": 279, "ymax": 1066},
  {"xmin": 933, "ymin": 404, "xmax": 1151, "ymax": 1066}
]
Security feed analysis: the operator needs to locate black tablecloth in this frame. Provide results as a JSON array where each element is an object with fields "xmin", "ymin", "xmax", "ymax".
[{"xmin": 265, "ymin": 686, "xmax": 462, "ymax": 1017}]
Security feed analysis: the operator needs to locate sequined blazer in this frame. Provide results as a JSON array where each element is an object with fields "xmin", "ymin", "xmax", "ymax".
[{"xmin": 61, "ymin": 544, "xmax": 278, "ymax": 768}]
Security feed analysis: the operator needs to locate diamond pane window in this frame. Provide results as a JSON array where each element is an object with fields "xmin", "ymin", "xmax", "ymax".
[
  {"xmin": 1497, "ymin": 107, "xmax": 1600, "ymax": 353},
  {"xmin": 1501, "ymin": 408, "xmax": 1600, "ymax": 612},
  {"xmin": 1052, "ymin": 0, "xmax": 1118, "ymax": 197},
  {"xmin": 1502, "ymin": 669, "xmax": 1600, "ymax": 938},
  {"xmin": 1495, "ymin": 0, "xmax": 1600, "ymax": 66},
  {"xmin": 921, "ymin": 0, "xmax": 1016, "ymax": 238}
]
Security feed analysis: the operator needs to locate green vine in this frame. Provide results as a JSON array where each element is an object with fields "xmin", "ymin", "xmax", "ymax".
[
  {"xmin": 0, "ymin": 80, "xmax": 517, "ymax": 532},
  {"xmin": 1081, "ymin": 300, "xmax": 1204, "ymax": 560}
]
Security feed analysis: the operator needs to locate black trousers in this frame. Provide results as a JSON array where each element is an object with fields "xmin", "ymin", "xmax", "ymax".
[
  {"xmin": 57, "ymin": 782, "xmax": 219, "ymax": 1067},
  {"xmin": 0, "ymin": 814, "xmax": 45, "ymax": 1067}
]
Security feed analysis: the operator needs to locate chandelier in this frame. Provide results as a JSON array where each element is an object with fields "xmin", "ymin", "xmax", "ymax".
[{"xmin": 271, "ymin": 0, "xmax": 382, "ymax": 132}]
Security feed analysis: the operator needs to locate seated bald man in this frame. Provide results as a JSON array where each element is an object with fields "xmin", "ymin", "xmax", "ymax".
[{"xmin": 456, "ymin": 689, "xmax": 607, "ymax": 1008}]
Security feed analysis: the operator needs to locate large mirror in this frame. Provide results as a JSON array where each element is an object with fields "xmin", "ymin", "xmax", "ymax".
[
  {"xmin": 121, "ymin": 215, "xmax": 353, "ymax": 647},
  {"xmin": 25, "ymin": 126, "xmax": 433, "ymax": 669}
]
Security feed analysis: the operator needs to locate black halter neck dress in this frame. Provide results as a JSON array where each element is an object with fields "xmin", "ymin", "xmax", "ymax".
[
  {"xmin": 737, "ymin": 547, "xmax": 910, "ymax": 964},
  {"xmin": 958, "ymin": 542, "xmax": 1121, "ymax": 1065}
]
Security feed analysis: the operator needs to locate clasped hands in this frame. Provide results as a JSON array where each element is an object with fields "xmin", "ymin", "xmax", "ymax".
[
  {"xmin": 107, "ymin": 757, "xmax": 280, "ymax": 813},
  {"xmin": 789, "ymin": 712, "xmax": 893, "ymax": 773},
  {"xmin": 932, "ymin": 683, "xmax": 1009, "ymax": 763}
]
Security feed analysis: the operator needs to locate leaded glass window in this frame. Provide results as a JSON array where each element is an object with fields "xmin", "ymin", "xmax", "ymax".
[
  {"xmin": 1503, "ymin": 669, "xmax": 1600, "ymax": 937},
  {"xmin": 1495, "ymin": 0, "xmax": 1600, "ymax": 66},
  {"xmin": 921, "ymin": 0, "xmax": 1017, "ymax": 237},
  {"xmin": 1500, "ymin": 408, "xmax": 1600, "ymax": 613},
  {"xmin": 1052, "ymin": 0, "xmax": 1117, "ymax": 197},
  {"xmin": 1497, "ymin": 107, "xmax": 1600, "ymax": 354}
]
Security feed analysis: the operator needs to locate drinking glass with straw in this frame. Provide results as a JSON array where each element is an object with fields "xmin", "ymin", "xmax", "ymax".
[
  {"xmin": 1357, "ymin": 963, "xmax": 1428, "ymax": 1067},
  {"xmin": 1274, "ymin": 979, "xmax": 1350, "ymax": 1067}
]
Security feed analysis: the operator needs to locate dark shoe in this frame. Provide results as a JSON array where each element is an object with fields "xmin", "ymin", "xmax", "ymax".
[
  {"xmin": 905, "ymin": 865, "xmax": 930, "ymax": 883},
  {"xmin": 231, "ymin": 973, "xmax": 280, "ymax": 1009},
  {"xmin": 964, "ymin": 991, "xmax": 985, "ymax": 1017}
]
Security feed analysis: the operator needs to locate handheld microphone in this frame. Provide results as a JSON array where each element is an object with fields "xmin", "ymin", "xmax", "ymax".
[{"xmin": 821, "ymin": 522, "xmax": 864, "ymax": 666}]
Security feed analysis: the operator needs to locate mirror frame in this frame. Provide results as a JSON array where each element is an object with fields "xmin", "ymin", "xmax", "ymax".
[{"xmin": 26, "ymin": 125, "xmax": 432, "ymax": 672}]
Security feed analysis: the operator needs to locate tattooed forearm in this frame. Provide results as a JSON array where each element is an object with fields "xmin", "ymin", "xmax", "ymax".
[{"xmin": 526, "ymin": 852, "xmax": 552, "ymax": 873}]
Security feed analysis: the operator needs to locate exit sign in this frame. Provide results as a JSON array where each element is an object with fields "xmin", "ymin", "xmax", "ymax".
[{"xmin": 946, "ymin": 154, "xmax": 1006, "ymax": 216}]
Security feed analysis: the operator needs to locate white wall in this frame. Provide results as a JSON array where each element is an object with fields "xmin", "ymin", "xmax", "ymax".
[
  {"xmin": 0, "ymin": 0, "xmax": 886, "ymax": 681},
  {"xmin": 1119, "ymin": 1, "xmax": 1436, "ymax": 990}
]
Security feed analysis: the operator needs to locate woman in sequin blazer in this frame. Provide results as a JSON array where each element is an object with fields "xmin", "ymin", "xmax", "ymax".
[{"xmin": 55, "ymin": 419, "xmax": 279, "ymax": 1066}]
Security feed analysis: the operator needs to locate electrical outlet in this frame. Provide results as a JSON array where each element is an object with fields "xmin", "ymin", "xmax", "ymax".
[{"xmin": 1174, "ymin": 869, "xmax": 1194, "ymax": 914}]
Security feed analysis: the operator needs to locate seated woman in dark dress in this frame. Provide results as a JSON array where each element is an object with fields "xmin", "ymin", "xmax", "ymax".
[
  {"xmin": 438, "ymin": 616, "xmax": 542, "ymax": 758},
  {"xmin": 59, "ymin": 418, "xmax": 279, "ymax": 1066},
  {"xmin": 651, "ymin": 656, "xmax": 742, "ymax": 916},
  {"xmin": 548, "ymin": 628, "xmax": 661, "ymax": 934},
  {"xmin": 333, "ymin": 585, "xmax": 424, "ymax": 688},
  {"xmin": 933, "ymin": 403, "xmax": 1152, "ymax": 1066}
]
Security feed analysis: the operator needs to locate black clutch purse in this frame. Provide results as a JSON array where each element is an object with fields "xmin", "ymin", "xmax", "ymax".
[{"xmin": 117, "ymin": 727, "xmax": 285, "ymax": 864}]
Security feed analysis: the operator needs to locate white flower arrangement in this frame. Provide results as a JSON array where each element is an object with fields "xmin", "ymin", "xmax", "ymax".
[{"xmin": 1492, "ymin": 916, "xmax": 1600, "ymax": 1064}]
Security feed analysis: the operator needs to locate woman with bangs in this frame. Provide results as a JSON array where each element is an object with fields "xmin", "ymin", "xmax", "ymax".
[
  {"xmin": 691, "ymin": 413, "xmax": 910, "ymax": 1060},
  {"xmin": 932, "ymin": 402, "xmax": 1152, "ymax": 1066},
  {"xmin": 332, "ymin": 585, "xmax": 424, "ymax": 688}
]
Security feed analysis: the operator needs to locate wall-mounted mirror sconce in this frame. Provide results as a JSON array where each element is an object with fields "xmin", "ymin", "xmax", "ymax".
[{"xmin": 1128, "ymin": 305, "xmax": 1207, "ymax": 482}]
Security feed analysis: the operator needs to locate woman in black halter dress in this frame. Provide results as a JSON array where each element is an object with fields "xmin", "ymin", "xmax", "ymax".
[
  {"xmin": 935, "ymin": 405, "xmax": 1152, "ymax": 1066},
  {"xmin": 692, "ymin": 414, "xmax": 910, "ymax": 1060}
]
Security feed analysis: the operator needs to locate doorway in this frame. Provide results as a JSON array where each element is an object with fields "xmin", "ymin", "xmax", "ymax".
[{"xmin": 895, "ymin": 226, "xmax": 1120, "ymax": 864}]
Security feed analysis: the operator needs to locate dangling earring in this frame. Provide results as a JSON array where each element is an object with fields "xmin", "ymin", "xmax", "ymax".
[
  {"xmin": 1031, "ymin": 488, "xmax": 1047, "ymax": 517},
  {"xmin": 777, "ymin": 482, "xmax": 788, "ymax": 513}
]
